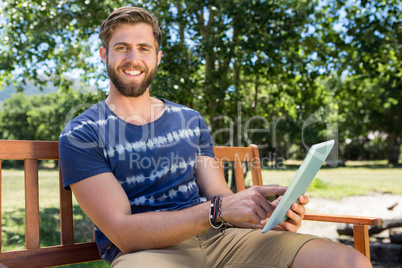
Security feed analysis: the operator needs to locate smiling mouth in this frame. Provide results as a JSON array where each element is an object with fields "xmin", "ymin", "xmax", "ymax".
[{"xmin": 123, "ymin": 69, "xmax": 143, "ymax": 76}]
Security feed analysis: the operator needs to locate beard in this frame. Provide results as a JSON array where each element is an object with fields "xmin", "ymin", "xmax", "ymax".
[{"xmin": 107, "ymin": 60, "xmax": 158, "ymax": 98}]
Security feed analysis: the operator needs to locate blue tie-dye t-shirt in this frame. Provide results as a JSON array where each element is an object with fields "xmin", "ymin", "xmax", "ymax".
[{"xmin": 59, "ymin": 99, "xmax": 214, "ymax": 263}]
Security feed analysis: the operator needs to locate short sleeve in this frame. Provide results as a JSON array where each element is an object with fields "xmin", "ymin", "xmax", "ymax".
[
  {"xmin": 197, "ymin": 114, "xmax": 215, "ymax": 158},
  {"xmin": 59, "ymin": 122, "xmax": 111, "ymax": 190}
]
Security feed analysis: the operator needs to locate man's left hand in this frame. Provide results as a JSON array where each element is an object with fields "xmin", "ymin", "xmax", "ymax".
[{"xmin": 271, "ymin": 194, "xmax": 309, "ymax": 232}]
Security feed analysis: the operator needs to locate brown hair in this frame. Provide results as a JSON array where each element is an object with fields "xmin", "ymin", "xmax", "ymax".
[{"xmin": 99, "ymin": 6, "xmax": 162, "ymax": 50}]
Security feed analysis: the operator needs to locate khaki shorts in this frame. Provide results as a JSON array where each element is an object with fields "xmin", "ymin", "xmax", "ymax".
[{"xmin": 111, "ymin": 227, "xmax": 319, "ymax": 268}]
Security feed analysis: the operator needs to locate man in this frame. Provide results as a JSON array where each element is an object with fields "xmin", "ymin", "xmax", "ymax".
[{"xmin": 59, "ymin": 6, "xmax": 371, "ymax": 267}]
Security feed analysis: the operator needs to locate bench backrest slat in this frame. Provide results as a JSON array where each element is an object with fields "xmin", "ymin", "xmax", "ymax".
[
  {"xmin": 213, "ymin": 145, "xmax": 263, "ymax": 191},
  {"xmin": 0, "ymin": 140, "xmax": 59, "ymax": 160},
  {"xmin": 24, "ymin": 159, "xmax": 40, "ymax": 249},
  {"xmin": 59, "ymin": 164, "xmax": 75, "ymax": 246}
]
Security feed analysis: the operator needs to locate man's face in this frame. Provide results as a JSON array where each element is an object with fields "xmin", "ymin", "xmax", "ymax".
[{"xmin": 101, "ymin": 23, "xmax": 161, "ymax": 97}]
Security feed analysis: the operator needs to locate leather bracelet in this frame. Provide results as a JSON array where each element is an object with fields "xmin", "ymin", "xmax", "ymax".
[{"xmin": 209, "ymin": 196, "xmax": 224, "ymax": 229}]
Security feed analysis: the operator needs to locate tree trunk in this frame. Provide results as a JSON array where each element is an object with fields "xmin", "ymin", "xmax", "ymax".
[{"xmin": 387, "ymin": 131, "xmax": 401, "ymax": 165}]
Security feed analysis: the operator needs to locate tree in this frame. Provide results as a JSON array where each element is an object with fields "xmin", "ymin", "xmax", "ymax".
[
  {"xmin": 2, "ymin": 0, "xmax": 399, "ymax": 163},
  {"xmin": 0, "ymin": 93, "xmax": 37, "ymax": 140},
  {"xmin": 0, "ymin": 90, "xmax": 107, "ymax": 141},
  {"xmin": 327, "ymin": 0, "xmax": 402, "ymax": 164},
  {"xmin": 0, "ymin": 0, "xmax": 113, "ymax": 90},
  {"xmin": 1, "ymin": 0, "xmax": 329, "ymax": 146}
]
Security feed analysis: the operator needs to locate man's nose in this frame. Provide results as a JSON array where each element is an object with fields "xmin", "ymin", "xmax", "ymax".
[{"xmin": 126, "ymin": 49, "xmax": 140, "ymax": 63}]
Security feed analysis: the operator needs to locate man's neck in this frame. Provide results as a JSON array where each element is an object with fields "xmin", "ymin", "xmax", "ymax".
[{"xmin": 105, "ymin": 88, "xmax": 165, "ymax": 125}]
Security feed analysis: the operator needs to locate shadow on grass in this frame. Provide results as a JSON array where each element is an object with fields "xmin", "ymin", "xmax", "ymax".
[
  {"xmin": 2, "ymin": 205, "xmax": 109, "ymax": 266},
  {"xmin": 1, "ymin": 205, "xmax": 95, "ymax": 251}
]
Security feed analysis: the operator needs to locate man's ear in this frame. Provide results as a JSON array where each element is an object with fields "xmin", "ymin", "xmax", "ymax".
[
  {"xmin": 100, "ymin": 46, "xmax": 107, "ymax": 64},
  {"xmin": 157, "ymin": 50, "xmax": 162, "ymax": 66}
]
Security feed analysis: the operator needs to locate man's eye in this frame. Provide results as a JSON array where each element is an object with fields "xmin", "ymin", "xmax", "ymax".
[
  {"xmin": 140, "ymin": 47, "xmax": 150, "ymax": 51},
  {"xmin": 117, "ymin": 46, "xmax": 127, "ymax": 51}
]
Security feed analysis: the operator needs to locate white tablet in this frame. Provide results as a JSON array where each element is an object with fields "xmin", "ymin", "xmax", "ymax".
[{"xmin": 262, "ymin": 140, "xmax": 335, "ymax": 233}]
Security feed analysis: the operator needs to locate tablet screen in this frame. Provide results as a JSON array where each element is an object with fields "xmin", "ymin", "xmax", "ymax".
[{"xmin": 262, "ymin": 140, "xmax": 335, "ymax": 233}]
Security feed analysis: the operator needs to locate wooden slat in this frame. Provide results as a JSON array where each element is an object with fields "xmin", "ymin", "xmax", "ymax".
[
  {"xmin": 0, "ymin": 140, "xmax": 59, "ymax": 160},
  {"xmin": 24, "ymin": 160, "xmax": 40, "ymax": 249},
  {"xmin": 214, "ymin": 145, "xmax": 263, "ymax": 189},
  {"xmin": 249, "ymin": 144, "xmax": 263, "ymax": 186},
  {"xmin": 304, "ymin": 213, "xmax": 383, "ymax": 226},
  {"xmin": 353, "ymin": 225, "xmax": 370, "ymax": 259},
  {"xmin": 213, "ymin": 146, "xmax": 253, "ymax": 162},
  {"xmin": 234, "ymin": 158, "xmax": 246, "ymax": 191},
  {"xmin": 59, "ymin": 163, "xmax": 74, "ymax": 245},
  {"xmin": 217, "ymin": 159, "xmax": 225, "ymax": 181},
  {"xmin": 0, "ymin": 242, "xmax": 100, "ymax": 268}
]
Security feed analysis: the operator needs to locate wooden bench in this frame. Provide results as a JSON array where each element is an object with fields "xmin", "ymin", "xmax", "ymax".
[{"xmin": 0, "ymin": 140, "xmax": 382, "ymax": 267}]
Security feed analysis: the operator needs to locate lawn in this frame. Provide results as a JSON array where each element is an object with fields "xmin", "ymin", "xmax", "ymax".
[
  {"xmin": 255, "ymin": 162, "xmax": 402, "ymax": 199},
  {"xmin": 1, "ymin": 162, "xmax": 401, "ymax": 267}
]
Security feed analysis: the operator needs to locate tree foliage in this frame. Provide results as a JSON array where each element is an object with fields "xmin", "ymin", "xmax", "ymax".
[
  {"xmin": 325, "ymin": 0, "xmax": 402, "ymax": 164},
  {"xmin": 0, "ymin": 90, "xmax": 107, "ymax": 141},
  {"xmin": 0, "ymin": 0, "xmax": 401, "ymax": 163}
]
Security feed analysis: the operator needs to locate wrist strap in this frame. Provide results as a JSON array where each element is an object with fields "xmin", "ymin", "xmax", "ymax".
[{"xmin": 209, "ymin": 196, "xmax": 225, "ymax": 229}]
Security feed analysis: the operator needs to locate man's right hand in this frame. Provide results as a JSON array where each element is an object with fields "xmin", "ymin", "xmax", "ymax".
[{"xmin": 220, "ymin": 186, "xmax": 288, "ymax": 227}]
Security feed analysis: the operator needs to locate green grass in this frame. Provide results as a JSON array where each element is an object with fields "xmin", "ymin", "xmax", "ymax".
[
  {"xmin": 1, "ymin": 168, "xmax": 109, "ymax": 267},
  {"xmin": 246, "ymin": 163, "xmax": 402, "ymax": 199},
  {"xmin": 1, "ymin": 163, "xmax": 401, "ymax": 267}
]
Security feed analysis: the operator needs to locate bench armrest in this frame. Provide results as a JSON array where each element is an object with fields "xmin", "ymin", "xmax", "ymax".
[{"xmin": 304, "ymin": 213, "xmax": 383, "ymax": 226}]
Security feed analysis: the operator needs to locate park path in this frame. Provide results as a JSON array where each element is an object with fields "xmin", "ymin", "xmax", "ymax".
[{"xmin": 299, "ymin": 193, "xmax": 402, "ymax": 240}]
